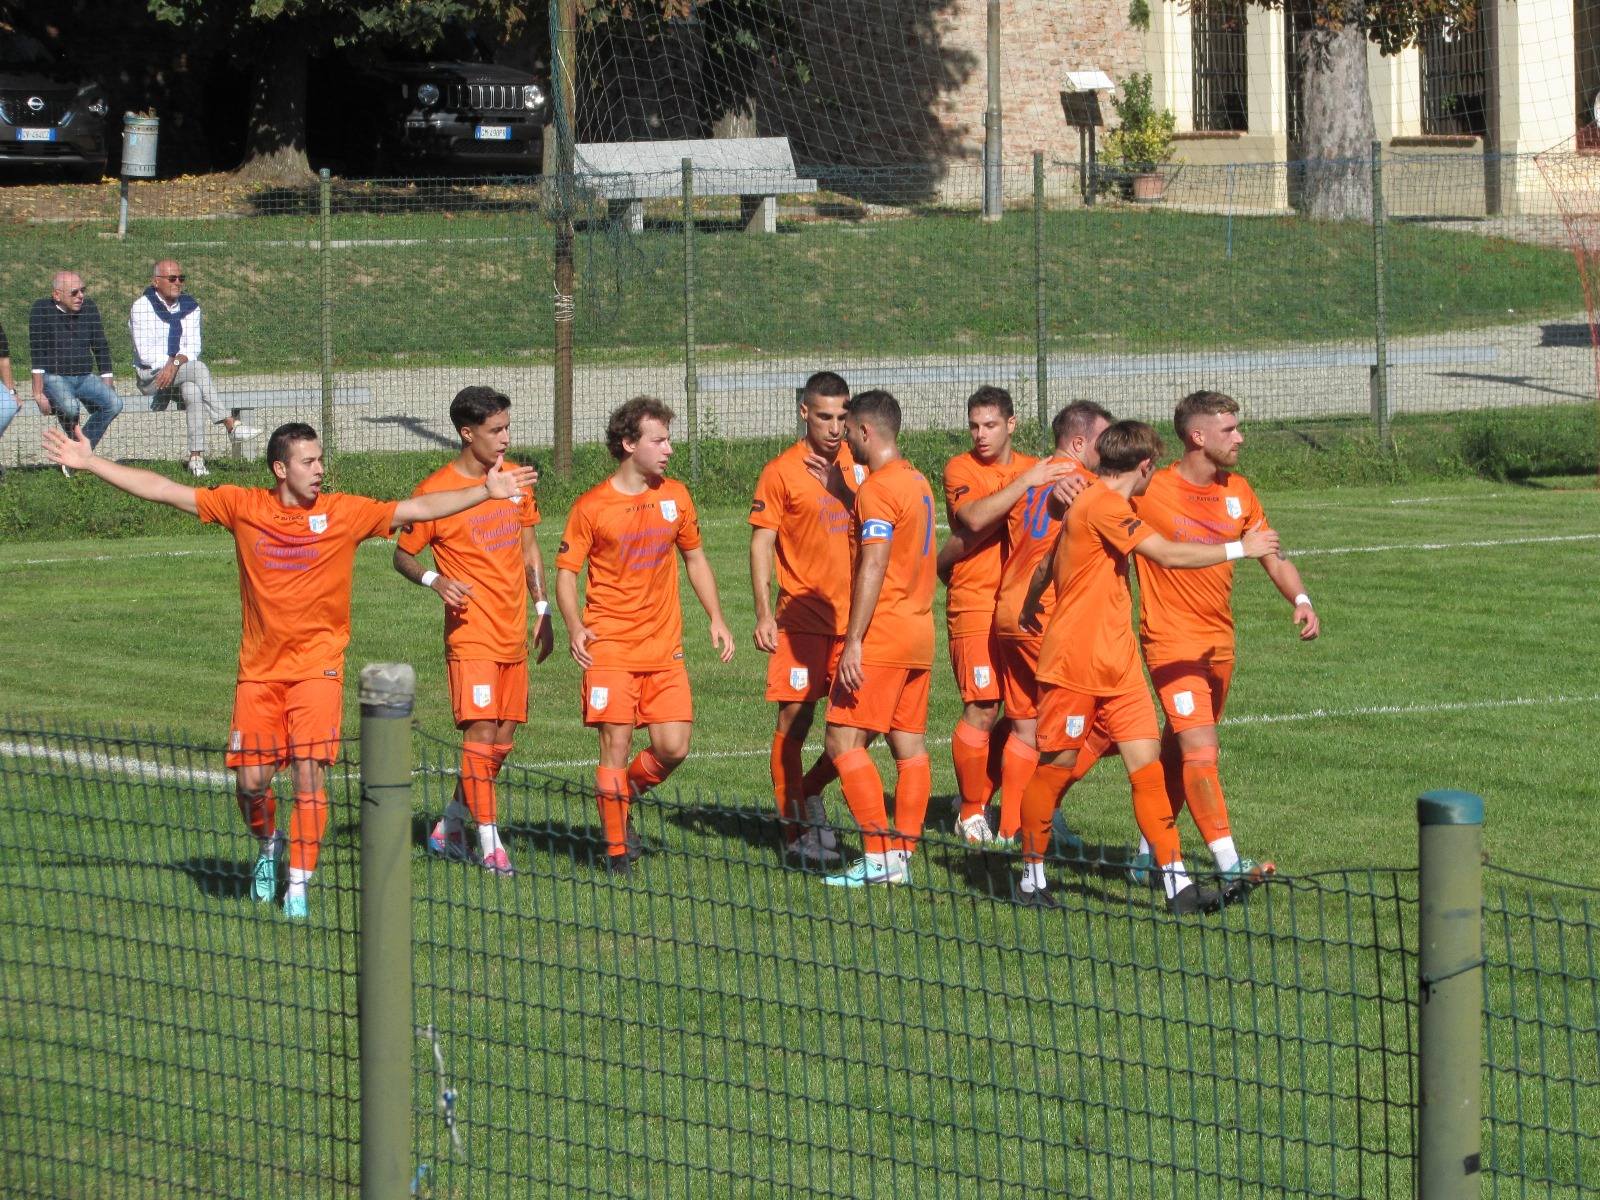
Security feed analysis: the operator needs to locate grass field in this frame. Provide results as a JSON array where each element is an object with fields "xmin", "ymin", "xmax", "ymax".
[{"xmin": 2, "ymin": 472, "xmax": 1598, "ymax": 1196}]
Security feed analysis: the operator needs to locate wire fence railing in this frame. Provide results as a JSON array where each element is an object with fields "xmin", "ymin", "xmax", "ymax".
[
  {"xmin": 0, "ymin": 151, "xmax": 1591, "ymax": 477},
  {"xmin": 0, "ymin": 699, "xmax": 1596, "ymax": 1197}
]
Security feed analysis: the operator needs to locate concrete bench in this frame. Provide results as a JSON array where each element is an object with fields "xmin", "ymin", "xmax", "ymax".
[
  {"xmin": 141, "ymin": 385, "xmax": 372, "ymax": 459},
  {"xmin": 575, "ymin": 137, "xmax": 817, "ymax": 234}
]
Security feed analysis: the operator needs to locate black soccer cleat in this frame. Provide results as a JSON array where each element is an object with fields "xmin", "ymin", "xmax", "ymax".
[
  {"xmin": 604, "ymin": 852, "xmax": 633, "ymax": 877},
  {"xmin": 1012, "ymin": 878, "xmax": 1061, "ymax": 909},
  {"xmin": 1167, "ymin": 881, "xmax": 1222, "ymax": 916}
]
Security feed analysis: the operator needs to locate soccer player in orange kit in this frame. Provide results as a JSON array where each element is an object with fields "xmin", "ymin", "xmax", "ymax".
[
  {"xmin": 44, "ymin": 420, "xmax": 537, "ymax": 920},
  {"xmin": 820, "ymin": 389, "xmax": 939, "ymax": 887},
  {"xmin": 394, "ymin": 386, "xmax": 553, "ymax": 878},
  {"xmin": 749, "ymin": 371, "xmax": 859, "ymax": 867},
  {"xmin": 555, "ymin": 396, "xmax": 735, "ymax": 876},
  {"xmin": 1015, "ymin": 420, "xmax": 1278, "ymax": 914}
]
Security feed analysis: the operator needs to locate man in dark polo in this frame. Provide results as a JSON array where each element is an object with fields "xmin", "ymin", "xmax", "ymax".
[{"xmin": 30, "ymin": 269, "xmax": 122, "ymax": 450}]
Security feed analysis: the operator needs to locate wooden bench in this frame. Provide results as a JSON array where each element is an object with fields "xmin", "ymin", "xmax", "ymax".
[{"xmin": 575, "ymin": 137, "xmax": 817, "ymax": 234}]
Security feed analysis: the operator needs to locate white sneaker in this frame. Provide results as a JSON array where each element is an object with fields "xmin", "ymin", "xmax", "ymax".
[
  {"xmin": 956, "ymin": 811, "xmax": 994, "ymax": 845},
  {"xmin": 229, "ymin": 423, "xmax": 261, "ymax": 442},
  {"xmin": 187, "ymin": 457, "xmax": 211, "ymax": 477},
  {"xmin": 786, "ymin": 827, "xmax": 841, "ymax": 868},
  {"xmin": 802, "ymin": 795, "xmax": 838, "ymax": 852}
]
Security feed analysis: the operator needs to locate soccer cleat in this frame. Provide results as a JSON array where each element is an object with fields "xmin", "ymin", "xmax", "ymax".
[
  {"xmin": 481, "ymin": 847, "xmax": 516, "ymax": 877},
  {"xmin": 955, "ymin": 811, "xmax": 994, "ymax": 846},
  {"xmin": 1166, "ymin": 882, "xmax": 1223, "ymax": 917},
  {"xmin": 250, "ymin": 836, "xmax": 281, "ymax": 903},
  {"xmin": 802, "ymin": 795, "xmax": 839, "ymax": 852},
  {"xmin": 1218, "ymin": 858, "xmax": 1277, "ymax": 903},
  {"xmin": 991, "ymin": 833, "xmax": 1020, "ymax": 852},
  {"xmin": 785, "ymin": 828, "xmax": 842, "ymax": 868},
  {"xmin": 604, "ymin": 852, "xmax": 632, "ymax": 877},
  {"xmin": 427, "ymin": 819, "xmax": 476, "ymax": 864},
  {"xmin": 230, "ymin": 423, "xmax": 262, "ymax": 442},
  {"xmin": 823, "ymin": 856, "xmax": 909, "ymax": 888},
  {"xmin": 282, "ymin": 893, "xmax": 308, "ymax": 921},
  {"xmin": 186, "ymin": 456, "xmax": 211, "ymax": 478},
  {"xmin": 1011, "ymin": 878, "xmax": 1060, "ymax": 909},
  {"xmin": 624, "ymin": 823, "xmax": 645, "ymax": 863},
  {"xmin": 1126, "ymin": 851, "xmax": 1158, "ymax": 889}
]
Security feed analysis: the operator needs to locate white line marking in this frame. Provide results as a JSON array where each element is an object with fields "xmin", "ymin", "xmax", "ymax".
[
  {"xmin": 1288, "ymin": 532, "xmax": 1600, "ymax": 558},
  {"xmin": 12, "ymin": 548, "xmax": 216, "ymax": 567}
]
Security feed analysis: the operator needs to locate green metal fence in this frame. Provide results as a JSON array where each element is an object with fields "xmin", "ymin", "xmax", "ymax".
[{"xmin": 0, "ymin": 712, "xmax": 1595, "ymax": 1197}]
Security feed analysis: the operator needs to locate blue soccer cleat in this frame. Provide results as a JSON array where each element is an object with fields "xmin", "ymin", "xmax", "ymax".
[
  {"xmin": 282, "ymin": 893, "xmax": 308, "ymax": 922},
  {"xmin": 251, "ymin": 835, "xmax": 281, "ymax": 904},
  {"xmin": 823, "ymin": 856, "xmax": 909, "ymax": 888}
]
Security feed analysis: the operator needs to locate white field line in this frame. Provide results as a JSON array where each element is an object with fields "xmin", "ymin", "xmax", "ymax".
[{"xmin": 3, "ymin": 691, "xmax": 1594, "ymax": 782}]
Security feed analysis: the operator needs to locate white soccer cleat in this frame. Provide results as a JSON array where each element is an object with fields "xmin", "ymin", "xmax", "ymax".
[
  {"xmin": 802, "ymin": 795, "xmax": 838, "ymax": 852},
  {"xmin": 823, "ymin": 854, "xmax": 910, "ymax": 888},
  {"xmin": 955, "ymin": 811, "xmax": 994, "ymax": 845}
]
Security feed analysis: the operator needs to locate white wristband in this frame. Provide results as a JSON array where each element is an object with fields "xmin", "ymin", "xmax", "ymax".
[
  {"xmin": 1224, "ymin": 541, "xmax": 1245, "ymax": 561},
  {"xmin": 535, "ymin": 600, "xmax": 550, "ymax": 618},
  {"xmin": 1293, "ymin": 593, "xmax": 1311, "ymax": 607},
  {"xmin": 419, "ymin": 571, "xmax": 439, "ymax": 588}
]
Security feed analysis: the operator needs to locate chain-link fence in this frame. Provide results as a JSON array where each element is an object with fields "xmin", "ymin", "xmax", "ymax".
[
  {"xmin": 1, "ymin": 713, "xmax": 1596, "ymax": 1197},
  {"xmin": 0, "ymin": 151, "xmax": 1590, "ymax": 476}
]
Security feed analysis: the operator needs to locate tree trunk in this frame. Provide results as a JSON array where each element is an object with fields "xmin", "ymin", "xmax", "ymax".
[
  {"xmin": 237, "ymin": 31, "xmax": 313, "ymax": 182},
  {"xmin": 1297, "ymin": 17, "xmax": 1377, "ymax": 221},
  {"xmin": 713, "ymin": 97, "xmax": 758, "ymax": 140}
]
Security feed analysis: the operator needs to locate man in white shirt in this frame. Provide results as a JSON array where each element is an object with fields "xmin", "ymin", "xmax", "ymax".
[{"xmin": 129, "ymin": 259, "xmax": 258, "ymax": 476}]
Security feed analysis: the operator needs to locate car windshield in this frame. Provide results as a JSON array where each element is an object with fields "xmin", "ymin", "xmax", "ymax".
[{"xmin": 0, "ymin": 33, "xmax": 59, "ymax": 70}]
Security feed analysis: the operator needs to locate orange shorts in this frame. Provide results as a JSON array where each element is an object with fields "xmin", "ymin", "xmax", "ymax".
[
  {"xmin": 949, "ymin": 630, "xmax": 1002, "ymax": 703},
  {"xmin": 582, "ymin": 663, "xmax": 693, "ymax": 728},
  {"xmin": 1148, "ymin": 658, "xmax": 1235, "ymax": 734},
  {"xmin": 826, "ymin": 665, "xmax": 931, "ymax": 735},
  {"xmin": 998, "ymin": 637, "xmax": 1042, "ymax": 719},
  {"xmin": 447, "ymin": 659, "xmax": 529, "ymax": 727},
  {"xmin": 764, "ymin": 631, "xmax": 844, "ymax": 703},
  {"xmin": 1036, "ymin": 683, "xmax": 1160, "ymax": 754},
  {"xmin": 227, "ymin": 677, "xmax": 343, "ymax": 768}
]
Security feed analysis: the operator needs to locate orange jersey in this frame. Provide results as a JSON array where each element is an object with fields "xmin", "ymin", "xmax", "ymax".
[
  {"xmin": 1035, "ymin": 480, "xmax": 1155, "ymax": 696},
  {"xmin": 993, "ymin": 457, "xmax": 1095, "ymax": 640},
  {"xmin": 195, "ymin": 484, "xmax": 397, "ymax": 683},
  {"xmin": 854, "ymin": 458, "xmax": 937, "ymax": 669},
  {"xmin": 942, "ymin": 450, "xmax": 1037, "ymax": 637},
  {"xmin": 749, "ymin": 440, "xmax": 861, "ymax": 636},
  {"xmin": 1133, "ymin": 464, "xmax": 1267, "ymax": 664},
  {"xmin": 556, "ymin": 476, "xmax": 701, "ymax": 672},
  {"xmin": 398, "ymin": 461, "xmax": 540, "ymax": 662}
]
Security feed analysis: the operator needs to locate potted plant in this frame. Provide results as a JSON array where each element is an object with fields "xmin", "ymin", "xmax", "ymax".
[{"xmin": 1103, "ymin": 72, "xmax": 1176, "ymax": 202}]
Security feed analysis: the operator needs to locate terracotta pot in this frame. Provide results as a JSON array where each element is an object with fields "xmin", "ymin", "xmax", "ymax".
[{"xmin": 1131, "ymin": 171, "xmax": 1166, "ymax": 202}]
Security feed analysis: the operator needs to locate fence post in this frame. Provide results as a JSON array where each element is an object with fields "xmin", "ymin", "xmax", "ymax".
[
  {"xmin": 550, "ymin": 0, "xmax": 577, "ymax": 475},
  {"xmin": 358, "ymin": 662, "xmax": 416, "ymax": 1200},
  {"xmin": 682, "ymin": 156, "xmax": 700, "ymax": 485},
  {"xmin": 1370, "ymin": 142, "xmax": 1391, "ymax": 451},
  {"xmin": 319, "ymin": 168, "xmax": 335, "ymax": 458},
  {"xmin": 982, "ymin": 0, "xmax": 1002, "ymax": 221},
  {"xmin": 1034, "ymin": 151, "xmax": 1048, "ymax": 435},
  {"xmin": 1416, "ymin": 789, "xmax": 1483, "ymax": 1200}
]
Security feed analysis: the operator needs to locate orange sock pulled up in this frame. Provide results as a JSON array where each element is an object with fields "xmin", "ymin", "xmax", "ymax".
[
  {"xmin": 628, "ymin": 748, "xmax": 673, "ymax": 796},
  {"xmin": 892, "ymin": 753, "xmax": 931, "ymax": 854},
  {"xmin": 288, "ymin": 789, "xmax": 330, "ymax": 874},
  {"xmin": 1180, "ymin": 745, "xmax": 1231, "ymax": 845},
  {"xmin": 833, "ymin": 747, "xmax": 892, "ymax": 855},
  {"xmin": 951, "ymin": 720, "xmax": 992, "ymax": 821},
  {"xmin": 460, "ymin": 741, "xmax": 500, "ymax": 828},
  {"xmin": 595, "ymin": 766, "xmax": 630, "ymax": 858},
  {"xmin": 1019, "ymin": 764, "xmax": 1074, "ymax": 864},
  {"xmin": 997, "ymin": 734, "xmax": 1039, "ymax": 839},
  {"xmin": 236, "ymin": 786, "xmax": 277, "ymax": 842},
  {"xmin": 770, "ymin": 734, "xmax": 804, "ymax": 832},
  {"xmin": 1130, "ymin": 760, "xmax": 1181, "ymax": 866}
]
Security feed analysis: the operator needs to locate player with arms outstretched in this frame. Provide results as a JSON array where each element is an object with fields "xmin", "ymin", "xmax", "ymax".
[
  {"xmin": 1015, "ymin": 420, "xmax": 1278, "ymax": 914},
  {"xmin": 44, "ymin": 420, "xmax": 536, "ymax": 920},
  {"xmin": 555, "ymin": 396, "xmax": 735, "ymax": 875},
  {"xmin": 394, "ymin": 386, "xmax": 553, "ymax": 878},
  {"xmin": 749, "ymin": 370, "xmax": 859, "ymax": 866}
]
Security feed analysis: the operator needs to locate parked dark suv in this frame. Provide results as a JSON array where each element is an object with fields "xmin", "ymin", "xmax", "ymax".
[{"xmin": 0, "ymin": 30, "xmax": 109, "ymax": 178}]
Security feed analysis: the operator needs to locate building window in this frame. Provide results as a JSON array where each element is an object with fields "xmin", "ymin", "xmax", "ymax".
[
  {"xmin": 1420, "ymin": 3, "xmax": 1488, "ymax": 136},
  {"xmin": 1284, "ymin": 3, "xmax": 1305, "ymax": 148},
  {"xmin": 1579, "ymin": 0, "xmax": 1600, "ymax": 140},
  {"xmin": 1193, "ymin": 1, "xmax": 1249, "ymax": 132}
]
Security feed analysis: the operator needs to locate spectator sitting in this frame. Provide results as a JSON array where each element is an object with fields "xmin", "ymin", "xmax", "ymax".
[
  {"xmin": 130, "ymin": 259, "xmax": 259, "ymax": 477},
  {"xmin": 30, "ymin": 270, "xmax": 122, "ymax": 454}
]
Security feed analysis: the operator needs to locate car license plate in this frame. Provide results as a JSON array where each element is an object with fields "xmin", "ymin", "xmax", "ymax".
[
  {"xmin": 17, "ymin": 128, "xmax": 57, "ymax": 142},
  {"xmin": 474, "ymin": 125, "xmax": 511, "ymax": 141}
]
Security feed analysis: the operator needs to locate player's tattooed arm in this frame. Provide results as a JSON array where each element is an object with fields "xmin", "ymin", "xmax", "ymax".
[
  {"xmin": 683, "ymin": 545, "xmax": 736, "ymax": 664},
  {"xmin": 749, "ymin": 527, "xmax": 781, "ymax": 653},
  {"xmin": 522, "ymin": 527, "xmax": 555, "ymax": 663},
  {"xmin": 393, "ymin": 545, "xmax": 472, "ymax": 609}
]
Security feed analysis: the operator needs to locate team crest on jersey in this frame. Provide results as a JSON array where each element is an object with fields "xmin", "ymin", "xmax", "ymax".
[
  {"xmin": 473, "ymin": 684, "xmax": 493, "ymax": 709},
  {"xmin": 1173, "ymin": 691, "xmax": 1196, "ymax": 717},
  {"xmin": 973, "ymin": 665, "xmax": 992, "ymax": 689},
  {"xmin": 230, "ymin": 730, "xmax": 242, "ymax": 752},
  {"xmin": 589, "ymin": 686, "xmax": 609, "ymax": 712},
  {"xmin": 853, "ymin": 464, "xmax": 866, "ymax": 486},
  {"xmin": 790, "ymin": 666, "xmax": 809, "ymax": 691},
  {"xmin": 1065, "ymin": 715, "xmax": 1085, "ymax": 738},
  {"xmin": 308, "ymin": 514, "xmax": 328, "ymax": 534},
  {"xmin": 1225, "ymin": 497, "xmax": 1243, "ymax": 520},
  {"xmin": 660, "ymin": 499, "xmax": 678, "ymax": 522}
]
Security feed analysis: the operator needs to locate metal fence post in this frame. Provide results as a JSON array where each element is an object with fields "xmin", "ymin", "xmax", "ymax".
[
  {"xmin": 359, "ymin": 663, "xmax": 415, "ymax": 1200},
  {"xmin": 550, "ymin": 0, "xmax": 577, "ymax": 475},
  {"xmin": 1034, "ymin": 151, "xmax": 1048, "ymax": 435},
  {"xmin": 319, "ymin": 168, "xmax": 335, "ymax": 457},
  {"xmin": 1417, "ymin": 789, "xmax": 1484, "ymax": 1200},
  {"xmin": 682, "ymin": 156, "xmax": 700, "ymax": 484},
  {"xmin": 1370, "ymin": 142, "xmax": 1391, "ymax": 451},
  {"xmin": 982, "ymin": 0, "xmax": 1003, "ymax": 221}
]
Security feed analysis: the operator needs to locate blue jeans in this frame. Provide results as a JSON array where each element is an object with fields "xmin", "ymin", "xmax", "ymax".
[
  {"xmin": 42, "ymin": 373, "xmax": 123, "ymax": 448},
  {"xmin": 0, "ymin": 384, "xmax": 15, "ymax": 440}
]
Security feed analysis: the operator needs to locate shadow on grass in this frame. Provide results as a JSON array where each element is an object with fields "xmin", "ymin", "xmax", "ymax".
[
  {"xmin": 177, "ymin": 855, "xmax": 253, "ymax": 901},
  {"xmin": 362, "ymin": 414, "xmax": 457, "ymax": 449}
]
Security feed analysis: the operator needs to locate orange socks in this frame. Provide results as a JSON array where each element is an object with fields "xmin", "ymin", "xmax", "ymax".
[
  {"xmin": 1180, "ymin": 746, "xmax": 1232, "ymax": 845},
  {"xmin": 770, "ymin": 733, "xmax": 804, "ymax": 829},
  {"xmin": 834, "ymin": 747, "xmax": 892, "ymax": 855},
  {"xmin": 951, "ymin": 720, "xmax": 992, "ymax": 821},
  {"xmin": 1130, "ymin": 760, "xmax": 1181, "ymax": 866},
  {"xmin": 288, "ymin": 789, "xmax": 329, "ymax": 874},
  {"xmin": 1019, "ymin": 763, "xmax": 1074, "ymax": 863},
  {"xmin": 628, "ymin": 748, "xmax": 672, "ymax": 795},
  {"xmin": 892, "ymin": 753, "xmax": 931, "ymax": 854},
  {"xmin": 236, "ymin": 786, "xmax": 276, "ymax": 843},
  {"xmin": 460, "ymin": 741, "xmax": 503, "ymax": 828},
  {"xmin": 595, "ymin": 766, "xmax": 630, "ymax": 858},
  {"xmin": 997, "ymin": 734, "xmax": 1039, "ymax": 839}
]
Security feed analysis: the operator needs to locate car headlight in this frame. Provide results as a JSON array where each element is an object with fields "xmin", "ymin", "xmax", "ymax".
[
  {"xmin": 523, "ymin": 85, "xmax": 545, "ymax": 112},
  {"xmin": 417, "ymin": 83, "xmax": 440, "ymax": 107},
  {"xmin": 77, "ymin": 85, "xmax": 109, "ymax": 116}
]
